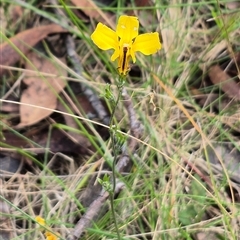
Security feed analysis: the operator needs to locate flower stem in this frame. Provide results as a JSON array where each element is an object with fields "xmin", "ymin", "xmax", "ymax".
[{"xmin": 109, "ymin": 75, "xmax": 125, "ymax": 240}]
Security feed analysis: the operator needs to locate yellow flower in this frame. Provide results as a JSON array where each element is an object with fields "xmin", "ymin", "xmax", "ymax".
[
  {"xmin": 35, "ymin": 216, "xmax": 46, "ymax": 226},
  {"xmin": 91, "ymin": 15, "xmax": 161, "ymax": 75},
  {"xmin": 45, "ymin": 231, "xmax": 59, "ymax": 240},
  {"xmin": 35, "ymin": 216, "xmax": 60, "ymax": 240}
]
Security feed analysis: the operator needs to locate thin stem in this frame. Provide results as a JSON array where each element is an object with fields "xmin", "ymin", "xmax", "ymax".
[
  {"xmin": 109, "ymin": 191, "xmax": 121, "ymax": 240},
  {"xmin": 108, "ymin": 75, "xmax": 125, "ymax": 240},
  {"xmin": 110, "ymin": 87, "xmax": 123, "ymax": 192}
]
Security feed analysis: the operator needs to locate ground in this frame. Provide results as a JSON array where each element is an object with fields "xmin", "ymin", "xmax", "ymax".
[{"xmin": 0, "ymin": 1, "xmax": 240, "ymax": 240}]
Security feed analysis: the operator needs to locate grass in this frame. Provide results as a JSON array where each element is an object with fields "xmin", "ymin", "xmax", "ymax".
[{"xmin": 1, "ymin": 0, "xmax": 240, "ymax": 239}]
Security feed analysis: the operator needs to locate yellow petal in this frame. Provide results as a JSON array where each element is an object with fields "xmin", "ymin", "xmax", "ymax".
[
  {"xmin": 132, "ymin": 32, "xmax": 161, "ymax": 60},
  {"xmin": 91, "ymin": 23, "xmax": 119, "ymax": 51},
  {"xmin": 35, "ymin": 216, "xmax": 46, "ymax": 226},
  {"xmin": 110, "ymin": 47, "xmax": 120, "ymax": 61},
  {"xmin": 116, "ymin": 15, "xmax": 139, "ymax": 43},
  {"xmin": 45, "ymin": 231, "xmax": 58, "ymax": 240},
  {"xmin": 129, "ymin": 47, "xmax": 136, "ymax": 63}
]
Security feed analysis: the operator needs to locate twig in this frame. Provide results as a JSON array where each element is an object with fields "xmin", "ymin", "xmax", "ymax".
[
  {"xmin": 65, "ymin": 36, "xmax": 110, "ymax": 125},
  {"xmin": 67, "ymin": 182, "xmax": 124, "ymax": 240}
]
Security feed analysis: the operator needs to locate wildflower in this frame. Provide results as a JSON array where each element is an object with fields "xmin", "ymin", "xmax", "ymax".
[
  {"xmin": 35, "ymin": 216, "xmax": 59, "ymax": 240},
  {"xmin": 91, "ymin": 15, "xmax": 161, "ymax": 75},
  {"xmin": 45, "ymin": 231, "xmax": 59, "ymax": 240},
  {"xmin": 35, "ymin": 216, "xmax": 46, "ymax": 226}
]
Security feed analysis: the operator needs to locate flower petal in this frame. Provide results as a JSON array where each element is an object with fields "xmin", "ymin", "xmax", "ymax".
[
  {"xmin": 110, "ymin": 48, "xmax": 120, "ymax": 61},
  {"xmin": 116, "ymin": 15, "xmax": 139, "ymax": 43},
  {"xmin": 35, "ymin": 216, "xmax": 46, "ymax": 226},
  {"xmin": 132, "ymin": 32, "xmax": 161, "ymax": 60},
  {"xmin": 91, "ymin": 23, "xmax": 119, "ymax": 51},
  {"xmin": 45, "ymin": 231, "xmax": 58, "ymax": 240}
]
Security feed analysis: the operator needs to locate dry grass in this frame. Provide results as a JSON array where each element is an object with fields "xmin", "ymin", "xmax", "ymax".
[{"xmin": 1, "ymin": 0, "xmax": 240, "ymax": 240}]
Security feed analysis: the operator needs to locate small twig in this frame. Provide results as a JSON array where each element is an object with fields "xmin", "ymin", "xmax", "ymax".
[
  {"xmin": 66, "ymin": 182, "xmax": 124, "ymax": 240},
  {"xmin": 65, "ymin": 36, "xmax": 110, "ymax": 125}
]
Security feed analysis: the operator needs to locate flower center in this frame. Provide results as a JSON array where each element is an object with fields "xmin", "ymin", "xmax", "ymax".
[
  {"xmin": 118, "ymin": 43, "xmax": 131, "ymax": 75},
  {"xmin": 122, "ymin": 46, "xmax": 128, "ymax": 72}
]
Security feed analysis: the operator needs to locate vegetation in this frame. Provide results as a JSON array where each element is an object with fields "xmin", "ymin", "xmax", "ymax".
[{"xmin": 0, "ymin": 0, "xmax": 240, "ymax": 239}]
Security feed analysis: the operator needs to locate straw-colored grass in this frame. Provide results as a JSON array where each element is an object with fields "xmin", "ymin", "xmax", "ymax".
[{"xmin": 1, "ymin": 0, "xmax": 240, "ymax": 239}]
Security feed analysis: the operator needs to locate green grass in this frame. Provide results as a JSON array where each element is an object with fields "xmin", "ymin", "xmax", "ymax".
[{"xmin": 1, "ymin": 0, "xmax": 240, "ymax": 239}]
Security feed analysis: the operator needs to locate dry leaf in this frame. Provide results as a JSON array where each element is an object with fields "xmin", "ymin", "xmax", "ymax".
[
  {"xmin": 134, "ymin": 0, "xmax": 151, "ymax": 6},
  {"xmin": 10, "ymin": 5, "xmax": 23, "ymax": 23},
  {"xmin": 225, "ymin": 1, "xmax": 240, "ymax": 9},
  {"xmin": 1, "ymin": 101, "xmax": 19, "ymax": 113},
  {"xmin": 208, "ymin": 65, "xmax": 240, "ymax": 100},
  {"xmin": 0, "ymin": 24, "xmax": 68, "ymax": 76},
  {"xmin": 70, "ymin": 0, "xmax": 114, "ymax": 28},
  {"xmin": 19, "ymin": 51, "xmax": 67, "ymax": 126},
  {"xmin": 206, "ymin": 143, "xmax": 240, "ymax": 183}
]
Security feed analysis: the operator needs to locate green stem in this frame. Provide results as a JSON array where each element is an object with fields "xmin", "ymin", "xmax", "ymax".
[
  {"xmin": 109, "ymin": 75, "xmax": 125, "ymax": 240},
  {"xmin": 109, "ymin": 191, "xmax": 121, "ymax": 240}
]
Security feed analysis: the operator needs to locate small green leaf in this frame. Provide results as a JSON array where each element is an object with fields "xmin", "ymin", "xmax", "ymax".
[
  {"xmin": 179, "ymin": 205, "xmax": 197, "ymax": 226},
  {"xmin": 97, "ymin": 175, "xmax": 113, "ymax": 193},
  {"xmin": 100, "ymin": 83, "xmax": 115, "ymax": 101}
]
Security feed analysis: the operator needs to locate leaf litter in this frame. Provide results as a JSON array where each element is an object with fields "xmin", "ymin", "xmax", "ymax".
[
  {"xmin": 0, "ymin": 1, "xmax": 240, "ymax": 240},
  {"xmin": 19, "ymin": 51, "xmax": 67, "ymax": 126},
  {"xmin": 0, "ymin": 24, "xmax": 68, "ymax": 76}
]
